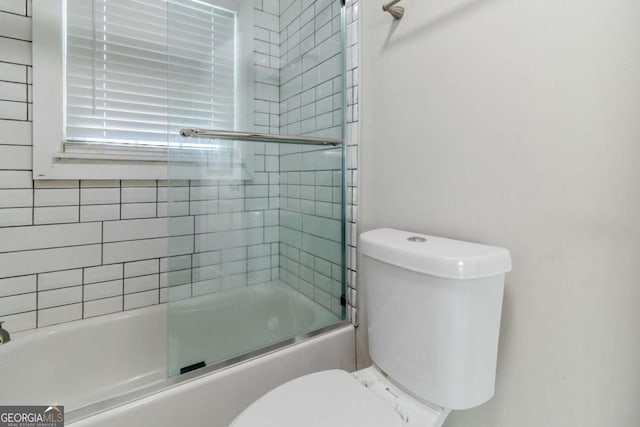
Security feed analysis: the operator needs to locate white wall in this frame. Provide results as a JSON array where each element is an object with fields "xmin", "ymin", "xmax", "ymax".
[{"xmin": 359, "ymin": 0, "xmax": 640, "ymax": 426}]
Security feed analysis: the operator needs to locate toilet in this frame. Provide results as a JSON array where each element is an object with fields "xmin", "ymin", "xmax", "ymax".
[{"xmin": 230, "ymin": 228, "xmax": 512, "ymax": 427}]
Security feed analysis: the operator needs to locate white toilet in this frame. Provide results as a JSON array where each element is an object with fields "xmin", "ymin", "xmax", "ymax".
[{"xmin": 230, "ymin": 228, "xmax": 512, "ymax": 427}]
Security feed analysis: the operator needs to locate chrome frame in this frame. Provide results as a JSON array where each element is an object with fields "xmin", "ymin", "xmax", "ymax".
[
  {"xmin": 180, "ymin": 129, "xmax": 343, "ymax": 146},
  {"xmin": 66, "ymin": 321, "xmax": 352, "ymax": 424}
]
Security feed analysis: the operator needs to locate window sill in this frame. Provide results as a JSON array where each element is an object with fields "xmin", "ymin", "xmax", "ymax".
[
  {"xmin": 35, "ymin": 152, "xmax": 251, "ymax": 181},
  {"xmin": 55, "ymin": 152, "xmax": 168, "ymax": 163},
  {"xmin": 36, "ymin": 154, "xmax": 169, "ymax": 180}
]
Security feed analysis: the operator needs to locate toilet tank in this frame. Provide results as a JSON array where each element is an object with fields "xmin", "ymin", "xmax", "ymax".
[{"xmin": 360, "ymin": 228, "xmax": 511, "ymax": 410}]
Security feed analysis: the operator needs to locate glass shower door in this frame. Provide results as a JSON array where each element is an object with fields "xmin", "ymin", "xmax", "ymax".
[{"xmin": 165, "ymin": 0, "xmax": 346, "ymax": 378}]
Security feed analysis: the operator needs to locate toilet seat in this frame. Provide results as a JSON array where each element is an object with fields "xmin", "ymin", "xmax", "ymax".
[{"xmin": 229, "ymin": 368, "xmax": 449, "ymax": 427}]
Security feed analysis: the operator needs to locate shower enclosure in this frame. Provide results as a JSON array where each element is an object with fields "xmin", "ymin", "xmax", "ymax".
[
  {"xmin": 1, "ymin": 1, "xmax": 348, "ymax": 423},
  {"xmin": 165, "ymin": 0, "xmax": 347, "ymax": 377}
]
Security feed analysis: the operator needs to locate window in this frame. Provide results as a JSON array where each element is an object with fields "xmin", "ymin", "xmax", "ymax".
[{"xmin": 33, "ymin": 0, "xmax": 253, "ymax": 180}]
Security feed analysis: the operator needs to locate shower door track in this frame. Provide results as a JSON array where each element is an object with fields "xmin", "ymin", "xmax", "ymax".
[{"xmin": 180, "ymin": 129, "xmax": 343, "ymax": 146}]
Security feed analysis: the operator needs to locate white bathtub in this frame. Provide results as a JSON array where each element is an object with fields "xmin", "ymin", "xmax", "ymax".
[
  {"xmin": 0, "ymin": 281, "xmax": 355, "ymax": 426},
  {"xmin": 168, "ymin": 280, "xmax": 343, "ymax": 375}
]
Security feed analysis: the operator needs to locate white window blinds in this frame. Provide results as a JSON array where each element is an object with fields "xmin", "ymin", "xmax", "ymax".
[{"xmin": 65, "ymin": 0, "xmax": 237, "ymax": 147}]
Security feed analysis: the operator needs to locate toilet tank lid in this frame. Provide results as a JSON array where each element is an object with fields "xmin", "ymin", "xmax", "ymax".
[{"xmin": 359, "ymin": 228, "xmax": 512, "ymax": 279}]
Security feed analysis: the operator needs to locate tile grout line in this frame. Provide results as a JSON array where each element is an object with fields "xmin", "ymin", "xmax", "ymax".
[
  {"xmin": 81, "ymin": 268, "xmax": 85, "ymax": 319},
  {"xmin": 100, "ymin": 221, "xmax": 104, "ymax": 265},
  {"xmin": 157, "ymin": 258, "xmax": 160, "ymax": 304},
  {"xmin": 121, "ymin": 263, "xmax": 125, "ymax": 311},
  {"xmin": 30, "ymin": 174, "xmax": 34, "ymax": 225},
  {"xmin": 119, "ymin": 180, "xmax": 122, "ymax": 220},
  {"xmin": 24, "ymin": 65, "xmax": 28, "ymax": 121},
  {"xmin": 155, "ymin": 180, "xmax": 159, "ymax": 218},
  {"xmin": 34, "ymin": 273, "xmax": 38, "ymax": 328},
  {"xmin": 78, "ymin": 180, "xmax": 82, "ymax": 222}
]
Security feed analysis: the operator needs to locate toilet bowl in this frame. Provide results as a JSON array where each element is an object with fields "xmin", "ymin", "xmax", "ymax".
[{"xmin": 230, "ymin": 228, "xmax": 511, "ymax": 427}]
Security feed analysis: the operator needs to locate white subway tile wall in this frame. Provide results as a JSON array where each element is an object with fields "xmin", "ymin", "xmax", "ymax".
[
  {"xmin": 254, "ymin": 1, "xmax": 281, "ymax": 136},
  {"xmin": 275, "ymin": 0, "xmax": 358, "ymax": 318},
  {"xmin": 279, "ymin": 0, "xmax": 343, "ymax": 139},
  {"xmin": 0, "ymin": 0, "xmax": 359, "ymax": 332}
]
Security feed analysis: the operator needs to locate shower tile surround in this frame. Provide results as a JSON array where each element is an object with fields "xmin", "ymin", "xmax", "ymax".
[
  {"xmin": 0, "ymin": 0, "xmax": 359, "ymax": 332},
  {"xmin": 275, "ymin": 0, "xmax": 347, "ymax": 315}
]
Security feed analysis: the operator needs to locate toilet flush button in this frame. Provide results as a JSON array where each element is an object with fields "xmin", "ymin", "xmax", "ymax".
[{"xmin": 407, "ymin": 236, "xmax": 426, "ymax": 243}]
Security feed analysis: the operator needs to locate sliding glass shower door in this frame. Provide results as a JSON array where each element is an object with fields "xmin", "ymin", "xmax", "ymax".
[{"xmin": 165, "ymin": 0, "xmax": 346, "ymax": 377}]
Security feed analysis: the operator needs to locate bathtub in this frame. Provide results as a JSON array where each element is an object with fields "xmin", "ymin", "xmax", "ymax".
[
  {"xmin": 168, "ymin": 280, "xmax": 344, "ymax": 376},
  {"xmin": 0, "ymin": 281, "xmax": 355, "ymax": 426}
]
